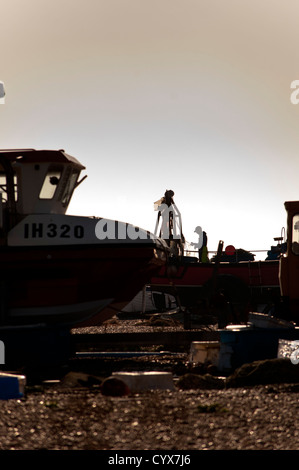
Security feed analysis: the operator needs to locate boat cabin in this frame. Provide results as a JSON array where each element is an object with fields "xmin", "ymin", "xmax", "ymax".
[{"xmin": 0, "ymin": 149, "xmax": 86, "ymax": 231}]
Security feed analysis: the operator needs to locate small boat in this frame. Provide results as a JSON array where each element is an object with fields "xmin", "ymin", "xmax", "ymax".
[{"xmin": 0, "ymin": 149, "xmax": 167, "ymax": 328}]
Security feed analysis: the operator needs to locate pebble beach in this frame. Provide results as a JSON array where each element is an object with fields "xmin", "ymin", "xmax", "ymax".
[{"xmin": 1, "ymin": 316, "xmax": 299, "ymax": 453}]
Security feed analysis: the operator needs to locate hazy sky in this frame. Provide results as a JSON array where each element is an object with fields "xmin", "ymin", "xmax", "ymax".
[{"xmin": 1, "ymin": 0, "xmax": 299, "ymax": 257}]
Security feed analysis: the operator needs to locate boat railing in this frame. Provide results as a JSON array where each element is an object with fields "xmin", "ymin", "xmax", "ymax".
[{"xmin": 184, "ymin": 248, "xmax": 272, "ymax": 262}]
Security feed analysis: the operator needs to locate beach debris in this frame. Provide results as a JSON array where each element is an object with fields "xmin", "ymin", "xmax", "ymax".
[
  {"xmin": 189, "ymin": 341, "xmax": 220, "ymax": 367},
  {"xmin": 100, "ymin": 377, "xmax": 131, "ymax": 397},
  {"xmin": 60, "ymin": 372, "xmax": 103, "ymax": 388},
  {"xmin": 146, "ymin": 315, "xmax": 182, "ymax": 328},
  {"xmin": 102, "ymin": 317, "xmax": 121, "ymax": 331},
  {"xmin": 177, "ymin": 373, "xmax": 225, "ymax": 390},
  {"xmin": 197, "ymin": 402, "xmax": 228, "ymax": 414},
  {"xmin": 226, "ymin": 358, "xmax": 299, "ymax": 387},
  {"xmin": 111, "ymin": 371, "xmax": 175, "ymax": 393},
  {"xmin": 0, "ymin": 372, "xmax": 26, "ymax": 400}
]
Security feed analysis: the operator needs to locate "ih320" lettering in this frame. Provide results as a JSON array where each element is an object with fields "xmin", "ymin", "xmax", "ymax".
[{"xmin": 24, "ymin": 223, "xmax": 84, "ymax": 239}]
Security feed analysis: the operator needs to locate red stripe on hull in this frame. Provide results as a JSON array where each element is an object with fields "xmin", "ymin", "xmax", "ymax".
[{"xmin": 151, "ymin": 260, "xmax": 279, "ymax": 287}]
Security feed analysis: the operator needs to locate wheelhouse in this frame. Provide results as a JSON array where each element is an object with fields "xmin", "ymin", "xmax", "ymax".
[{"xmin": 0, "ymin": 149, "xmax": 86, "ymax": 232}]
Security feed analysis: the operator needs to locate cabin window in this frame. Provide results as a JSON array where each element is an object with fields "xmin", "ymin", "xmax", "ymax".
[
  {"xmin": 0, "ymin": 172, "xmax": 18, "ymax": 202},
  {"xmin": 292, "ymin": 214, "xmax": 299, "ymax": 255},
  {"xmin": 61, "ymin": 169, "xmax": 79, "ymax": 207},
  {"xmin": 39, "ymin": 167, "xmax": 62, "ymax": 199}
]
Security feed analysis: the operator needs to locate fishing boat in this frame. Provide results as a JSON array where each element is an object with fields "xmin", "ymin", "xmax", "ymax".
[
  {"xmin": 150, "ymin": 250, "xmax": 281, "ymax": 321},
  {"xmin": 0, "ymin": 148, "xmax": 167, "ymax": 328},
  {"xmin": 149, "ymin": 190, "xmax": 284, "ymax": 325}
]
